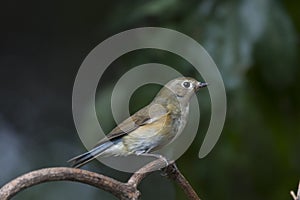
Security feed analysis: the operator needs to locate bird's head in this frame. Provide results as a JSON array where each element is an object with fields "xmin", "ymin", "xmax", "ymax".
[{"xmin": 154, "ymin": 77, "xmax": 208, "ymax": 109}]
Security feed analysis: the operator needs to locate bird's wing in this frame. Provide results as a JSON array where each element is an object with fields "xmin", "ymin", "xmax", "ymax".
[{"xmin": 93, "ymin": 104, "xmax": 168, "ymax": 147}]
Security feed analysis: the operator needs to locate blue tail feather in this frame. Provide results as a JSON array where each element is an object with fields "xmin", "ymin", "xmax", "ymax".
[{"xmin": 68, "ymin": 142, "xmax": 113, "ymax": 168}]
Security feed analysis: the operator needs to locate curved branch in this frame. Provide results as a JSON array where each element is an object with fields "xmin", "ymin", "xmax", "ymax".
[
  {"xmin": 128, "ymin": 158, "xmax": 167, "ymax": 186},
  {"xmin": 0, "ymin": 159, "xmax": 201, "ymax": 200},
  {"xmin": 0, "ymin": 167, "xmax": 139, "ymax": 200}
]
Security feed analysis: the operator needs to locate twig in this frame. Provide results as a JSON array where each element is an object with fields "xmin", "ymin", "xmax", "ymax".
[
  {"xmin": 0, "ymin": 159, "xmax": 201, "ymax": 200},
  {"xmin": 290, "ymin": 181, "xmax": 300, "ymax": 200}
]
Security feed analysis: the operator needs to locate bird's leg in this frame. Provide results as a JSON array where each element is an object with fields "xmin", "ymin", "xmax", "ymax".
[{"xmin": 140, "ymin": 153, "xmax": 169, "ymax": 168}]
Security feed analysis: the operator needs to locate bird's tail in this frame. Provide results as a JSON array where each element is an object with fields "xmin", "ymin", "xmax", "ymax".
[{"xmin": 68, "ymin": 142, "xmax": 113, "ymax": 168}]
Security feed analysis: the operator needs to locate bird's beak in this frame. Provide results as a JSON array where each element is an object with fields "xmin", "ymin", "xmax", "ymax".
[{"xmin": 195, "ymin": 82, "xmax": 208, "ymax": 90}]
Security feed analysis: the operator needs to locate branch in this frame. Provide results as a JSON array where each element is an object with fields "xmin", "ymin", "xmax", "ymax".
[
  {"xmin": 0, "ymin": 167, "xmax": 138, "ymax": 200},
  {"xmin": 165, "ymin": 163, "xmax": 201, "ymax": 200},
  {"xmin": 128, "ymin": 160, "xmax": 200, "ymax": 200},
  {"xmin": 0, "ymin": 159, "xmax": 201, "ymax": 200},
  {"xmin": 128, "ymin": 157, "xmax": 167, "ymax": 186}
]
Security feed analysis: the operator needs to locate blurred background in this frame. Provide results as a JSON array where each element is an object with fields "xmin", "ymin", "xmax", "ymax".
[{"xmin": 1, "ymin": 0, "xmax": 299, "ymax": 199}]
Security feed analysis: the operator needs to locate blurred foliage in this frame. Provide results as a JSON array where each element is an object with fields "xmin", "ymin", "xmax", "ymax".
[{"xmin": 1, "ymin": 0, "xmax": 300, "ymax": 200}]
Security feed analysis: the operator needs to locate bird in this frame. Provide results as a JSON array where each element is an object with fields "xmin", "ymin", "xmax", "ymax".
[{"xmin": 68, "ymin": 77, "xmax": 208, "ymax": 168}]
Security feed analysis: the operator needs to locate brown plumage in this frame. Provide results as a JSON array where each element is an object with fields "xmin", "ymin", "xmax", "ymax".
[{"xmin": 68, "ymin": 77, "xmax": 208, "ymax": 168}]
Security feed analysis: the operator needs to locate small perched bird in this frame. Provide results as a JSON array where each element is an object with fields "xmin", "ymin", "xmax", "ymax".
[{"xmin": 69, "ymin": 77, "xmax": 208, "ymax": 168}]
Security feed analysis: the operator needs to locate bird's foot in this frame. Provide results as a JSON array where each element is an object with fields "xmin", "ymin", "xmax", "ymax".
[{"xmin": 141, "ymin": 153, "xmax": 169, "ymax": 168}]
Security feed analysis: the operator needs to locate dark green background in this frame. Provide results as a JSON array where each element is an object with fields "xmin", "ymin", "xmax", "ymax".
[{"xmin": 1, "ymin": 0, "xmax": 299, "ymax": 199}]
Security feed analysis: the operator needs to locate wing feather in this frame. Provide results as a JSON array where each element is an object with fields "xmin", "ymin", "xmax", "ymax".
[{"xmin": 93, "ymin": 104, "xmax": 168, "ymax": 147}]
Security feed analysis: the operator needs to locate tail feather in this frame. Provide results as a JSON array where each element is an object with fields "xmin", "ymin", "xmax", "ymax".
[{"xmin": 68, "ymin": 142, "xmax": 113, "ymax": 168}]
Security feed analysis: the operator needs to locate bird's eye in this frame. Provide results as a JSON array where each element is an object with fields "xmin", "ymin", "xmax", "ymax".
[{"xmin": 182, "ymin": 81, "xmax": 191, "ymax": 88}]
